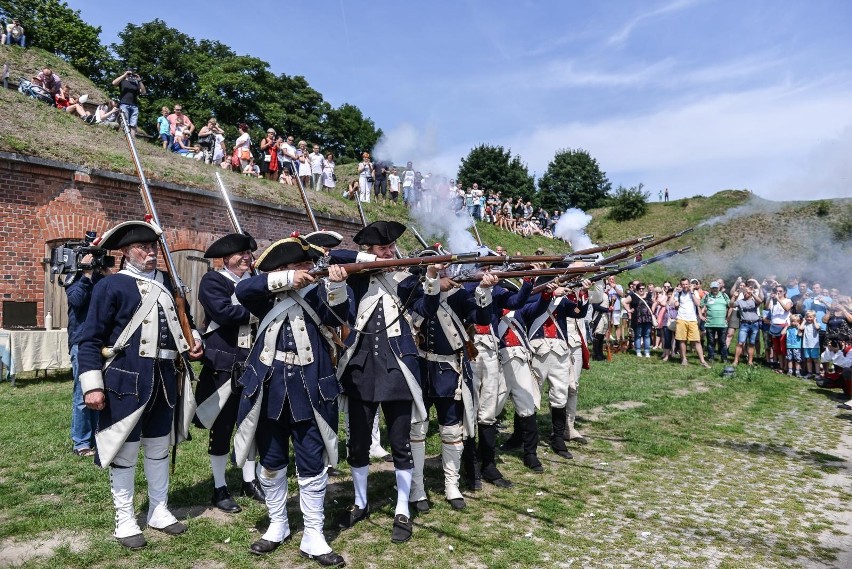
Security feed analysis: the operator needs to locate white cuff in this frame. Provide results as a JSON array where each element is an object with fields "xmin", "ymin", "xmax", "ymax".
[
  {"xmin": 423, "ymin": 275, "xmax": 440, "ymax": 296},
  {"xmin": 356, "ymin": 252, "xmax": 377, "ymax": 263},
  {"xmin": 192, "ymin": 329, "xmax": 202, "ymax": 344},
  {"xmin": 325, "ymin": 279, "xmax": 348, "ymax": 306},
  {"xmin": 80, "ymin": 369, "xmax": 104, "ymax": 394},
  {"xmin": 267, "ymin": 270, "xmax": 294, "ymax": 291},
  {"xmin": 474, "ymin": 286, "xmax": 493, "ymax": 307}
]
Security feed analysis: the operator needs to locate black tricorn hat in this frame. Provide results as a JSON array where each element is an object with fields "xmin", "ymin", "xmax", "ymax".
[
  {"xmin": 255, "ymin": 237, "xmax": 323, "ymax": 271},
  {"xmin": 96, "ymin": 220, "xmax": 162, "ymax": 250},
  {"xmin": 304, "ymin": 230, "xmax": 343, "ymax": 249},
  {"xmin": 353, "ymin": 221, "xmax": 406, "ymax": 246},
  {"xmin": 204, "ymin": 232, "xmax": 257, "ymax": 258}
]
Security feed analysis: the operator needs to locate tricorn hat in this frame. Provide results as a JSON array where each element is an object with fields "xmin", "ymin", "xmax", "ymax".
[
  {"xmin": 255, "ymin": 236, "xmax": 322, "ymax": 271},
  {"xmin": 304, "ymin": 230, "xmax": 343, "ymax": 249},
  {"xmin": 204, "ymin": 232, "xmax": 257, "ymax": 258},
  {"xmin": 353, "ymin": 221, "xmax": 406, "ymax": 246},
  {"xmin": 96, "ymin": 220, "xmax": 162, "ymax": 250}
]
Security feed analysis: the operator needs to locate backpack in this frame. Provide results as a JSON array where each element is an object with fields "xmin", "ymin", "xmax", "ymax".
[{"xmin": 18, "ymin": 79, "xmax": 55, "ymax": 105}]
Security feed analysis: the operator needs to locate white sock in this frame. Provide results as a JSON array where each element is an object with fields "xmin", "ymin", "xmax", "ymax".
[
  {"xmin": 352, "ymin": 465, "xmax": 369, "ymax": 509},
  {"xmin": 242, "ymin": 459, "xmax": 257, "ymax": 482},
  {"xmin": 395, "ymin": 469, "xmax": 412, "ymax": 517},
  {"xmin": 210, "ymin": 454, "xmax": 228, "ymax": 488}
]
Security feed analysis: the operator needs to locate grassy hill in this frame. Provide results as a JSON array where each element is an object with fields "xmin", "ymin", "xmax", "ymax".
[{"xmin": 3, "ymin": 46, "xmax": 849, "ymax": 284}]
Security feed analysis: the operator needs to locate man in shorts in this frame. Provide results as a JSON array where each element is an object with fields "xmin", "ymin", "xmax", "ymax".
[{"xmin": 673, "ymin": 277, "xmax": 711, "ymax": 368}]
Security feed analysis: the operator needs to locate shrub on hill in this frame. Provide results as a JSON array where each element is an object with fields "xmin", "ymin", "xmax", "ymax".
[{"xmin": 608, "ymin": 183, "xmax": 650, "ymax": 222}]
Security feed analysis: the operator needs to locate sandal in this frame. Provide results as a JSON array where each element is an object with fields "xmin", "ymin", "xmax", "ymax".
[{"xmin": 73, "ymin": 447, "xmax": 95, "ymax": 457}]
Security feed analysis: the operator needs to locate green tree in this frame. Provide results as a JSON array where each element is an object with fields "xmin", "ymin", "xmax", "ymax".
[
  {"xmin": 0, "ymin": 0, "xmax": 112, "ymax": 82},
  {"xmin": 457, "ymin": 144, "xmax": 534, "ymax": 201},
  {"xmin": 537, "ymin": 149, "xmax": 611, "ymax": 212},
  {"xmin": 110, "ymin": 20, "xmax": 380, "ymax": 155},
  {"xmin": 608, "ymin": 183, "xmax": 650, "ymax": 222}
]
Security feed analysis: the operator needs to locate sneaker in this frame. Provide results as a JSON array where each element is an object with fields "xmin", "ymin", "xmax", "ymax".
[{"xmin": 644, "ymin": 353, "xmax": 651, "ymax": 358}]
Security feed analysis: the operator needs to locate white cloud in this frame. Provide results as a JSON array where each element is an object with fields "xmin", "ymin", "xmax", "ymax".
[
  {"xmin": 501, "ymin": 81, "xmax": 852, "ymax": 200},
  {"xmin": 607, "ymin": 0, "xmax": 704, "ymax": 46}
]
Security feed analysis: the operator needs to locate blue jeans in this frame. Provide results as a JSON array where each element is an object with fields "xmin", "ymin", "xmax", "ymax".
[
  {"xmin": 70, "ymin": 344, "xmax": 98, "ymax": 450},
  {"xmin": 633, "ymin": 322, "xmax": 652, "ymax": 353},
  {"xmin": 120, "ymin": 103, "xmax": 139, "ymax": 127},
  {"xmin": 738, "ymin": 321, "xmax": 760, "ymax": 345},
  {"xmin": 7, "ymin": 34, "xmax": 25, "ymax": 47}
]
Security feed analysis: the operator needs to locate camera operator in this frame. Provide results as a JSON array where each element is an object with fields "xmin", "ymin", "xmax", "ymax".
[
  {"xmin": 66, "ymin": 253, "xmax": 109, "ymax": 457},
  {"xmin": 112, "ymin": 68, "xmax": 146, "ymax": 138}
]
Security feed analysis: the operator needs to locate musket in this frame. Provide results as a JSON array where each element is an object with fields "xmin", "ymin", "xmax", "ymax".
[
  {"xmin": 293, "ymin": 168, "xmax": 320, "ymax": 232},
  {"xmin": 571, "ymin": 235, "xmax": 655, "ymax": 256},
  {"xmin": 310, "ymin": 251, "xmax": 481, "ymax": 277},
  {"xmin": 409, "ymin": 225, "xmax": 430, "ymax": 249},
  {"xmin": 214, "ymin": 172, "xmax": 257, "ymax": 276},
  {"xmin": 596, "ymin": 228, "xmax": 694, "ymax": 265},
  {"xmin": 475, "ymin": 253, "xmax": 601, "ymax": 266},
  {"xmin": 118, "ymin": 111, "xmax": 194, "ymax": 473},
  {"xmin": 454, "ymin": 264, "xmax": 617, "ymax": 284},
  {"xmin": 466, "ymin": 208, "xmax": 483, "ymax": 246},
  {"xmin": 118, "ymin": 113, "xmax": 194, "ymax": 348}
]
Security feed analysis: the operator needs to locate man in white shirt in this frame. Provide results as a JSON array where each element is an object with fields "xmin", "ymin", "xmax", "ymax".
[
  {"xmin": 402, "ymin": 162, "xmax": 415, "ymax": 206},
  {"xmin": 673, "ymin": 278, "xmax": 711, "ymax": 368},
  {"xmin": 309, "ymin": 144, "xmax": 325, "ymax": 191}
]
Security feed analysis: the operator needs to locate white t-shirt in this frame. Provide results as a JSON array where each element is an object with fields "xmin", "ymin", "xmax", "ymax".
[
  {"xmin": 676, "ymin": 291, "xmax": 698, "ymax": 322},
  {"xmin": 402, "ymin": 170, "xmax": 415, "ymax": 188},
  {"xmin": 212, "ymin": 133, "xmax": 225, "ymax": 162},
  {"xmin": 388, "ymin": 174, "xmax": 400, "ymax": 192}
]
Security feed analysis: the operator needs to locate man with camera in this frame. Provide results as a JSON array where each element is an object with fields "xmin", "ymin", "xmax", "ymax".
[
  {"xmin": 66, "ymin": 250, "xmax": 110, "ymax": 457},
  {"xmin": 729, "ymin": 280, "xmax": 764, "ymax": 366},
  {"xmin": 112, "ymin": 69, "xmax": 146, "ymax": 138}
]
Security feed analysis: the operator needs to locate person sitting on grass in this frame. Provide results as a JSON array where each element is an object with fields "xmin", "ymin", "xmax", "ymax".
[
  {"xmin": 242, "ymin": 157, "xmax": 261, "ymax": 177},
  {"xmin": 171, "ymin": 130, "xmax": 202, "ymax": 158},
  {"xmin": 54, "ymin": 86, "xmax": 94, "ymax": 122},
  {"xmin": 95, "ymin": 100, "xmax": 120, "ymax": 127}
]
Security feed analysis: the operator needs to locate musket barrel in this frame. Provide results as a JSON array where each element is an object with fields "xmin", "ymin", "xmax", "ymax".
[
  {"xmin": 310, "ymin": 251, "xmax": 481, "ymax": 277},
  {"xmin": 215, "ymin": 172, "xmax": 245, "ymax": 235}
]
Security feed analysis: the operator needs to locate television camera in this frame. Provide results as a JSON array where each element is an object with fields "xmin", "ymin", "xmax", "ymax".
[{"xmin": 49, "ymin": 231, "xmax": 115, "ymax": 288}]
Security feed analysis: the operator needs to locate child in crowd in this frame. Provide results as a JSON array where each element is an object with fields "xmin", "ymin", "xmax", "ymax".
[
  {"xmin": 157, "ymin": 106, "xmax": 171, "ymax": 149},
  {"xmin": 786, "ymin": 314, "xmax": 803, "ymax": 376},
  {"xmin": 801, "ymin": 310, "xmax": 821, "ymax": 378}
]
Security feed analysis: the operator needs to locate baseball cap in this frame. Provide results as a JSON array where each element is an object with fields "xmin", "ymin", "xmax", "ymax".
[{"xmin": 710, "ymin": 281, "xmax": 720, "ymax": 289}]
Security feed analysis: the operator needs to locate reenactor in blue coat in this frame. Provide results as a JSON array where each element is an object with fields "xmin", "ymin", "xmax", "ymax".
[
  {"xmin": 232, "ymin": 236, "xmax": 349, "ymax": 567},
  {"xmin": 409, "ymin": 264, "xmax": 497, "ymax": 512},
  {"xmin": 78, "ymin": 220, "xmax": 203, "ymax": 549},
  {"xmin": 526, "ymin": 274, "xmax": 589, "ymax": 459},
  {"xmin": 336, "ymin": 221, "xmax": 442, "ymax": 544},
  {"xmin": 194, "ymin": 232, "xmax": 264, "ymax": 513},
  {"xmin": 462, "ymin": 272, "xmax": 535, "ymax": 487}
]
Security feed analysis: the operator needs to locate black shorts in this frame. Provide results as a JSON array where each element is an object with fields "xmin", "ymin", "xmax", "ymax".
[{"xmin": 374, "ymin": 179, "xmax": 387, "ymax": 196}]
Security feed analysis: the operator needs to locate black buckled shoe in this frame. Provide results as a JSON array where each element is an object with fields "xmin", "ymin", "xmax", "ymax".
[
  {"xmin": 212, "ymin": 485, "xmax": 242, "ymax": 513},
  {"xmin": 249, "ymin": 534, "xmax": 290, "ymax": 555},
  {"xmin": 409, "ymin": 499, "xmax": 430, "ymax": 514},
  {"xmin": 153, "ymin": 521, "xmax": 187, "ymax": 535},
  {"xmin": 486, "ymin": 477, "xmax": 514, "ymax": 489},
  {"xmin": 391, "ymin": 514, "xmax": 413, "ymax": 543},
  {"xmin": 523, "ymin": 454, "xmax": 544, "ymax": 473},
  {"xmin": 117, "ymin": 533, "xmax": 147, "ymax": 550},
  {"xmin": 300, "ymin": 549, "xmax": 346, "ymax": 567},
  {"xmin": 447, "ymin": 498, "xmax": 466, "ymax": 510},
  {"xmin": 337, "ymin": 504, "xmax": 370, "ymax": 529},
  {"xmin": 241, "ymin": 479, "xmax": 266, "ymax": 503}
]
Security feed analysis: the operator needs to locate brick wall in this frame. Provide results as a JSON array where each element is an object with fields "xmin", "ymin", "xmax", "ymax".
[{"xmin": 0, "ymin": 153, "xmax": 362, "ymax": 328}]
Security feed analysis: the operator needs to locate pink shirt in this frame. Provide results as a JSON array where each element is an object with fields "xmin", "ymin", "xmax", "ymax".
[{"xmin": 167, "ymin": 113, "xmax": 194, "ymax": 135}]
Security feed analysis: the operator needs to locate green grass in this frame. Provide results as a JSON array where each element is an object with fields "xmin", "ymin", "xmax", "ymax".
[{"xmin": 1, "ymin": 352, "xmax": 850, "ymax": 568}]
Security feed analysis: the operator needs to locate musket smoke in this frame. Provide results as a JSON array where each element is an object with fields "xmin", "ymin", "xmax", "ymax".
[{"xmin": 553, "ymin": 208, "xmax": 595, "ymax": 251}]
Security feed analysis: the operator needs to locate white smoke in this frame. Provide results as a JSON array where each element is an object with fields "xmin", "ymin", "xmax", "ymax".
[
  {"xmin": 699, "ymin": 194, "xmax": 784, "ymax": 228},
  {"xmin": 553, "ymin": 208, "xmax": 595, "ymax": 251},
  {"xmin": 373, "ymin": 123, "xmax": 478, "ymax": 253}
]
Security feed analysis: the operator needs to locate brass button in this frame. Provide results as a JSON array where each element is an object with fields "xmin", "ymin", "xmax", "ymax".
[{"xmin": 141, "ymin": 339, "xmax": 147, "ymax": 344}]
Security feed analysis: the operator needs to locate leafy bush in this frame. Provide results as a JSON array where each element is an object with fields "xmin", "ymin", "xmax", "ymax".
[
  {"xmin": 815, "ymin": 200, "xmax": 830, "ymax": 217},
  {"xmin": 608, "ymin": 183, "xmax": 650, "ymax": 222},
  {"xmin": 829, "ymin": 204, "xmax": 852, "ymax": 241}
]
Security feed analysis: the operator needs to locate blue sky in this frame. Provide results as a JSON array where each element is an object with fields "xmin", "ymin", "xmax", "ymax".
[{"xmin": 72, "ymin": 0, "xmax": 852, "ymax": 200}]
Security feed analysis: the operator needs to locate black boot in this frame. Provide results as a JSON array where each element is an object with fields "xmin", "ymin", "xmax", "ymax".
[
  {"xmin": 593, "ymin": 334, "xmax": 605, "ymax": 361},
  {"xmin": 520, "ymin": 414, "xmax": 543, "ymax": 473},
  {"xmin": 500, "ymin": 414, "xmax": 523, "ymax": 450},
  {"xmin": 549, "ymin": 407, "xmax": 573, "ymax": 459},
  {"xmin": 479, "ymin": 423, "xmax": 513, "ymax": 488},
  {"xmin": 461, "ymin": 438, "xmax": 482, "ymax": 491}
]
